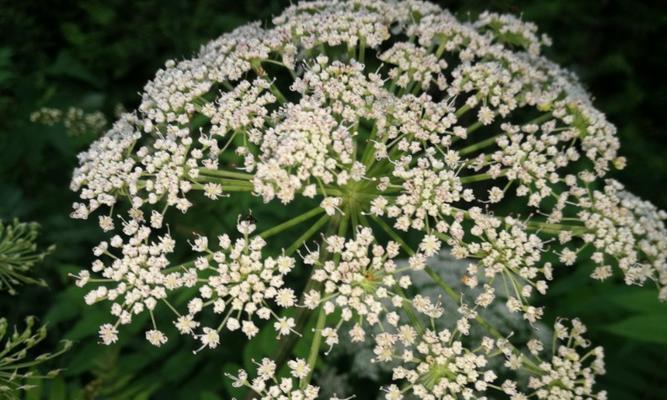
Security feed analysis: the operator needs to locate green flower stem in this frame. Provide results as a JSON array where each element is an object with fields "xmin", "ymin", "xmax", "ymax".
[
  {"xmin": 162, "ymin": 255, "xmax": 205, "ymax": 274},
  {"xmin": 528, "ymin": 112, "xmax": 554, "ymax": 126},
  {"xmin": 242, "ymin": 218, "xmax": 338, "ymax": 400},
  {"xmin": 444, "ymin": 204, "xmax": 588, "ymax": 236},
  {"xmin": 394, "ymin": 286, "xmax": 426, "ymax": 334},
  {"xmin": 164, "ymin": 208, "xmax": 328, "ymax": 278},
  {"xmin": 370, "ymin": 216, "xmax": 412, "ymax": 256},
  {"xmin": 526, "ymin": 221, "xmax": 588, "ymax": 235},
  {"xmin": 269, "ymin": 83, "xmax": 288, "ymax": 104},
  {"xmin": 370, "ymin": 215, "xmax": 458, "ymax": 302},
  {"xmin": 359, "ymin": 213, "xmax": 424, "ymax": 332},
  {"xmin": 459, "ymin": 134, "xmax": 501, "ymax": 155},
  {"xmin": 334, "ymin": 214, "xmax": 350, "ymax": 259},
  {"xmin": 435, "ymin": 40, "xmax": 447, "ymax": 58},
  {"xmin": 358, "ymin": 36, "xmax": 366, "ymax": 64},
  {"xmin": 459, "ymin": 170, "xmax": 507, "ymax": 184},
  {"xmin": 423, "ymin": 266, "xmax": 460, "ymax": 302},
  {"xmin": 195, "ymin": 177, "xmax": 252, "ymax": 186},
  {"xmin": 296, "ymin": 216, "xmax": 345, "ymax": 391},
  {"xmin": 251, "ymin": 59, "xmax": 289, "ymax": 104},
  {"xmin": 198, "ymin": 168, "xmax": 253, "ymax": 180},
  {"xmin": 301, "ymin": 307, "xmax": 327, "ymax": 390},
  {"xmin": 299, "ymin": 214, "xmax": 347, "ymax": 389},
  {"xmin": 261, "ymin": 58, "xmax": 297, "ymax": 80},
  {"xmin": 466, "ymin": 121, "xmax": 483, "ymax": 134},
  {"xmin": 196, "ymin": 172, "xmax": 375, "ymax": 199},
  {"xmin": 259, "ymin": 207, "xmax": 325, "ymax": 239},
  {"xmin": 455, "ymin": 104, "xmax": 472, "ymax": 118},
  {"xmin": 190, "ymin": 183, "xmax": 253, "ymax": 192},
  {"xmin": 360, "ymin": 124, "xmax": 378, "ymax": 167},
  {"xmin": 286, "ymin": 215, "xmax": 330, "ymax": 256}
]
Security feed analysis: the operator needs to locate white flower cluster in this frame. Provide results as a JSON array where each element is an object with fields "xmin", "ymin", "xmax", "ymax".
[
  {"xmin": 566, "ymin": 180, "xmax": 667, "ymax": 299},
  {"xmin": 375, "ymin": 325, "xmax": 497, "ymax": 399},
  {"xmin": 79, "ymin": 217, "xmax": 298, "ymax": 349},
  {"xmin": 302, "ymin": 227, "xmax": 443, "ymax": 345},
  {"xmin": 499, "ymin": 319, "xmax": 607, "ymax": 400},
  {"xmin": 69, "ymin": 0, "xmax": 666, "ymax": 397},
  {"xmin": 30, "ymin": 106, "xmax": 107, "ymax": 137},
  {"xmin": 379, "ymin": 42, "xmax": 447, "ymax": 90},
  {"xmin": 74, "ymin": 221, "xmax": 176, "ymax": 345},
  {"xmin": 183, "ymin": 218, "xmax": 299, "ymax": 346},
  {"xmin": 376, "ymin": 318, "xmax": 605, "ymax": 400},
  {"xmin": 227, "ymin": 358, "xmax": 320, "ymax": 399},
  {"xmin": 450, "ymin": 210, "xmax": 549, "ymax": 321}
]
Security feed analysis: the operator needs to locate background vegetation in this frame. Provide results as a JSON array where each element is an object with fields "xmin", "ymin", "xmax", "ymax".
[{"xmin": 0, "ymin": 0, "xmax": 665, "ymax": 398}]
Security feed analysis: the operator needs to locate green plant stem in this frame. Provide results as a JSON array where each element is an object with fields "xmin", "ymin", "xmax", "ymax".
[
  {"xmin": 259, "ymin": 207, "xmax": 325, "ymax": 239},
  {"xmin": 459, "ymin": 170, "xmax": 508, "ymax": 184},
  {"xmin": 459, "ymin": 135, "xmax": 500, "ymax": 156},
  {"xmin": 190, "ymin": 183, "xmax": 253, "ymax": 192},
  {"xmin": 467, "ymin": 121, "xmax": 483, "ymax": 134},
  {"xmin": 455, "ymin": 104, "xmax": 471, "ymax": 118},
  {"xmin": 297, "ymin": 214, "xmax": 347, "ymax": 389},
  {"xmin": 423, "ymin": 266, "xmax": 459, "ymax": 301},
  {"xmin": 435, "ymin": 40, "xmax": 447, "ymax": 58},
  {"xmin": 360, "ymin": 124, "xmax": 378, "ymax": 167},
  {"xmin": 269, "ymin": 83, "xmax": 288, "ymax": 104},
  {"xmin": 286, "ymin": 215, "xmax": 330, "ymax": 256},
  {"xmin": 526, "ymin": 221, "xmax": 587, "ymax": 235},
  {"xmin": 358, "ymin": 37, "xmax": 366, "ymax": 64},
  {"xmin": 198, "ymin": 168, "xmax": 253, "ymax": 180},
  {"xmin": 301, "ymin": 308, "xmax": 326, "ymax": 389}
]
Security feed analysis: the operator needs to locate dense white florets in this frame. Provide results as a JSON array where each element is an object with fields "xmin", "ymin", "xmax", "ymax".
[{"xmin": 69, "ymin": 0, "xmax": 665, "ymax": 396}]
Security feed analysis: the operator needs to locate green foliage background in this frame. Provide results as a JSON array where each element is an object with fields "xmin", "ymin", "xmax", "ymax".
[{"xmin": 0, "ymin": 0, "xmax": 665, "ymax": 398}]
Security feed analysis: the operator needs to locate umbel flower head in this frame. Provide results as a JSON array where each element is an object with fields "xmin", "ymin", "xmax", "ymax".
[
  {"xmin": 69, "ymin": 0, "xmax": 666, "ymax": 397},
  {"xmin": 0, "ymin": 219, "xmax": 54, "ymax": 294},
  {"xmin": 0, "ymin": 219, "xmax": 70, "ymax": 397}
]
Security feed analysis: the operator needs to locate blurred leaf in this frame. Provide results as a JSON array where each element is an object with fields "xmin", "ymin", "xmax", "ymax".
[
  {"xmin": 80, "ymin": 2, "xmax": 116, "ymax": 26},
  {"xmin": 47, "ymin": 377, "xmax": 67, "ymax": 400},
  {"xmin": 607, "ymin": 289, "xmax": 667, "ymax": 314},
  {"xmin": 60, "ymin": 22, "xmax": 86, "ymax": 46},
  {"xmin": 0, "ymin": 47, "xmax": 13, "ymax": 86},
  {"xmin": 44, "ymin": 284, "xmax": 86, "ymax": 325},
  {"xmin": 64, "ymin": 341, "xmax": 107, "ymax": 376},
  {"xmin": 160, "ymin": 349, "xmax": 199, "ymax": 381},
  {"xmin": 63, "ymin": 306, "xmax": 109, "ymax": 341},
  {"xmin": 243, "ymin": 316, "xmax": 284, "ymax": 370},
  {"xmin": 605, "ymin": 315, "xmax": 667, "ymax": 344},
  {"xmin": 46, "ymin": 51, "xmax": 100, "ymax": 87},
  {"xmin": 200, "ymin": 391, "xmax": 222, "ymax": 400},
  {"xmin": 25, "ymin": 377, "xmax": 43, "ymax": 400}
]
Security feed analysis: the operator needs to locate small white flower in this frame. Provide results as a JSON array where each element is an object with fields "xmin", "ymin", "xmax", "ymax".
[
  {"xmin": 145, "ymin": 329, "xmax": 168, "ymax": 347},
  {"xmin": 287, "ymin": 358, "xmax": 310, "ymax": 379},
  {"xmin": 99, "ymin": 323, "xmax": 118, "ymax": 345},
  {"xmin": 175, "ymin": 315, "xmax": 199, "ymax": 334},
  {"xmin": 321, "ymin": 197, "xmax": 342, "ymax": 216},
  {"xmin": 196, "ymin": 327, "xmax": 220, "ymax": 351},
  {"xmin": 203, "ymin": 183, "xmax": 223, "ymax": 200},
  {"xmin": 274, "ymin": 317, "xmax": 296, "ymax": 337}
]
